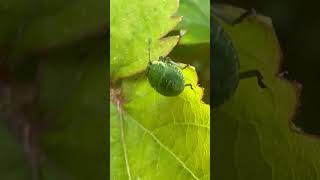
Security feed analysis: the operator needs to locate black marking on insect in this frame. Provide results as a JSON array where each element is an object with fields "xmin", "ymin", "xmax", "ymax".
[
  {"xmin": 212, "ymin": 5, "xmax": 267, "ymax": 107},
  {"xmin": 146, "ymin": 39, "xmax": 193, "ymax": 97}
]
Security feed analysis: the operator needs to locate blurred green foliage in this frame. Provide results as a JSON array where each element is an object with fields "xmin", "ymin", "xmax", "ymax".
[
  {"xmin": 176, "ymin": 0, "xmax": 210, "ymax": 44},
  {"xmin": 0, "ymin": 0, "xmax": 108, "ymax": 179},
  {"xmin": 0, "ymin": 122, "xmax": 32, "ymax": 179}
]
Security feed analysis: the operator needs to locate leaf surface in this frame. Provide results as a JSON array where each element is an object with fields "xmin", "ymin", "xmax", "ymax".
[
  {"xmin": 111, "ymin": 66, "xmax": 210, "ymax": 179},
  {"xmin": 213, "ymin": 5, "xmax": 320, "ymax": 180},
  {"xmin": 110, "ymin": 0, "xmax": 210, "ymax": 179},
  {"xmin": 176, "ymin": 0, "xmax": 210, "ymax": 44}
]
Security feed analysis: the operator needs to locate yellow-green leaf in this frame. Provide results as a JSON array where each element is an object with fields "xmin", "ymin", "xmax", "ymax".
[{"xmin": 213, "ymin": 5, "xmax": 320, "ymax": 180}]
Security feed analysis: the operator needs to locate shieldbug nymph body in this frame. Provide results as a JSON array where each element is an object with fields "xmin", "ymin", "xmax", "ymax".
[
  {"xmin": 212, "ymin": 5, "xmax": 267, "ymax": 107},
  {"xmin": 146, "ymin": 40, "xmax": 193, "ymax": 96}
]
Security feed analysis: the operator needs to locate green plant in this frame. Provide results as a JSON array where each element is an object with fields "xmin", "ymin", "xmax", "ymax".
[
  {"xmin": 213, "ymin": 5, "xmax": 320, "ymax": 180},
  {"xmin": 110, "ymin": 0, "xmax": 210, "ymax": 179}
]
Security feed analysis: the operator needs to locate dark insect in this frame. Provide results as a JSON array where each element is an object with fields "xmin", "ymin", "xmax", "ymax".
[
  {"xmin": 212, "ymin": 5, "xmax": 267, "ymax": 107},
  {"xmin": 146, "ymin": 40, "xmax": 193, "ymax": 96}
]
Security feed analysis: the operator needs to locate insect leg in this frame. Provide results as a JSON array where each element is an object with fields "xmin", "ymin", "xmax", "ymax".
[
  {"xmin": 231, "ymin": 8, "xmax": 256, "ymax": 26},
  {"xmin": 181, "ymin": 64, "xmax": 190, "ymax": 70},
  {"xmin": 239, "ymin": 70, "xmax": 267, "ymax": 88},
  {"xmin": 169, "ymin": 62, "xmax": 190, "ymax": 70},
  {"xmin": 164, "ymin": 57, "xmax": 172, "ymax": 62},
  {"xmin": 185, "ymin": 83, "xmax": 193, "ymax": 90},
  {"xmin": 165, "ymin": 59, "xmax": 189, "ymax": 69}
]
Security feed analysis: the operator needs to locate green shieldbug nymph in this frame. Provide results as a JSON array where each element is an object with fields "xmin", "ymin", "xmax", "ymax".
[
  {"xmin": 212, "ymin": 5, "xmax": 267, "ymax": 107},
  {"xmin": 146, "ymin": 39, "xmax": 193, "ymax": 97}
]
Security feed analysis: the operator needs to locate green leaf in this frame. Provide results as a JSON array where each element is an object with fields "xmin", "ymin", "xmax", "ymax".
[
  {"xmin": 110, "ymin": 0, "xmax": 181, "ymax": 80},
  {"xmin": 110, "ymin": 0, "xmax": 210, "ymax": 179},
  {"xmin": 111, "ymin": 66, "xmax": 210, "ymax": 179},
  {"xmin": 213, "ymin": 5, "xmax": 320, "ymax": 180},
  {"xmin": 176, "ymin": 0, "xmax": 210, "ymax": 44}
]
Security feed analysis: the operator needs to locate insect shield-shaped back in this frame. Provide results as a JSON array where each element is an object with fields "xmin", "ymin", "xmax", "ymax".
[
  {"xmin": 212, "ymin": 6, "xmax": 268, "ymax": 107},
  {"xmin": 147, "ymin": 58, "xmax": 185, "ymax": 97},
  {"xmin": 212, "ymin": 15, "xmax": 240, "ymax": 107}
]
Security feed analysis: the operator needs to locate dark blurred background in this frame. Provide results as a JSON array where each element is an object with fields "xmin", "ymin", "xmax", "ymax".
[{"xmin": 214, "ymin": 0, "xmax": 320, "ymax": 135}]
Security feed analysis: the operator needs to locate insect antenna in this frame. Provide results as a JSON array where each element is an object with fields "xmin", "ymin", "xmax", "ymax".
[{"xmin": 148, "ymin": 38, "xmax": 152, "ymax": 65}]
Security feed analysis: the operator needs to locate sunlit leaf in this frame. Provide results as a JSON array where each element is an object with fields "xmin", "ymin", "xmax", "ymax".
[{"xmin": 110, "ymin": 0, "xmax": 210, "ymax": 179}]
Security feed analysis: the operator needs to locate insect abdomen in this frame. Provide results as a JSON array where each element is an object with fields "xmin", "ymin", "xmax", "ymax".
[
  {"xmin": 147, "ymin": 62, "xmax": 185, "ymax": 96},
  {"xmin": 212, "ymin": 17, "xmax": 240, "ymax": 106}
]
